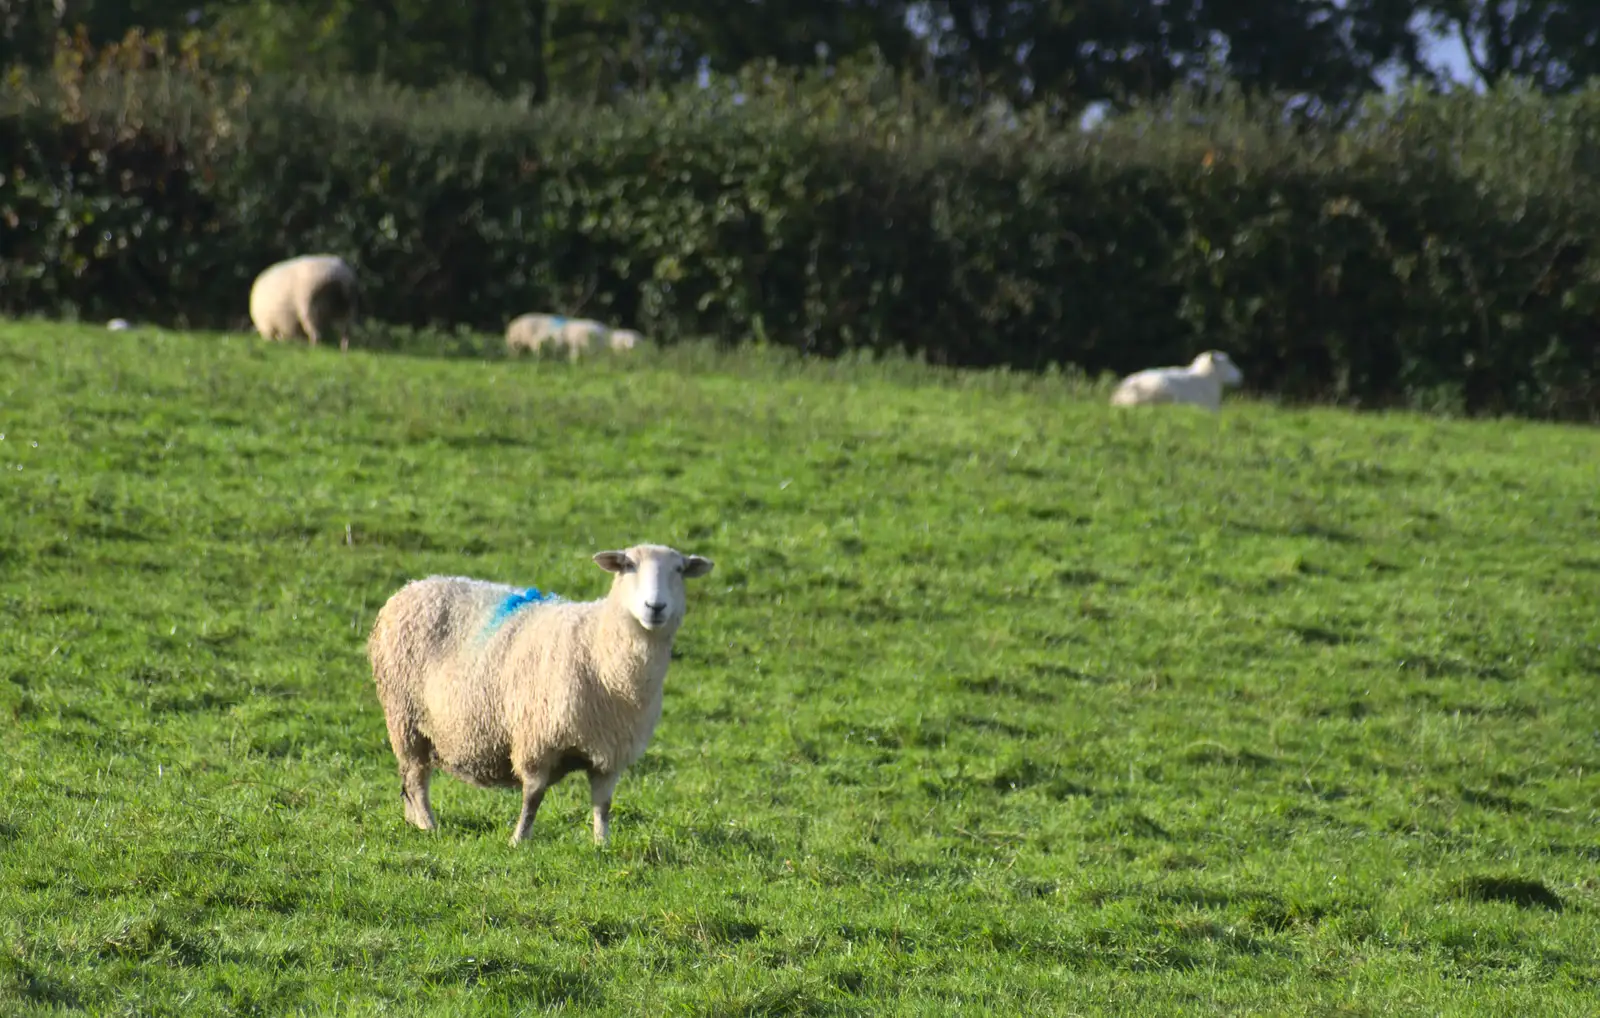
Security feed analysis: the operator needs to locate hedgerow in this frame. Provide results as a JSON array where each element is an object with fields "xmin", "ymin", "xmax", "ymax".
[{"xmin": 3, "ymin": 38, "xmax": 1599, "ymax": 418}]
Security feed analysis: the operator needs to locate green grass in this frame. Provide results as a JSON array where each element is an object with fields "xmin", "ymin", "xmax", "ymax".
[{"xmin": 2, "ymin": 320, "xmax": 1598, "ymax": 1017}]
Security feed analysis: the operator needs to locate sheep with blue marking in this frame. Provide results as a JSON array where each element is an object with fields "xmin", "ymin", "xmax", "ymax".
[
  {"xmin": 367, "ymin": 544, "xmax": 714, "ymax": 845},
  {"xmin": 505, "ymin": 313, "xmax": 642, "ymax": 358},
  {"xmin": 504, "ymin": 312, "xmax": 566, "ymax": 355}
]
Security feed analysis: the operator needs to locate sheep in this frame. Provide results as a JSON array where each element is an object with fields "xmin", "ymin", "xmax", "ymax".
[
  {"xmin": 367, "ymin": 543, "xmax": 715, "ymax": 846},
  {"xmin": 556, "ymin": 317, "xmax": 610, "ymax": 354},
  {"xmin": 505, "ymin": 312, "xmax": 567, "ymax": 355},
  {"xmin": 106, "ymin": 318, "xmax": 132, "ymax": 331},
  {"xmin": 248, "ymin": 254, "xmax": 359, "ymax": 352},
  {"xmin": 1109, "ymin": 351, "xmax": 1243, "ymax": 412},
  {"xmin": 607, "ymin": 328, "xmax": 642, "ymax": 352},
  {"xmin": 505, "ymin": 313, "xmax": 643, "ymax": 358}
]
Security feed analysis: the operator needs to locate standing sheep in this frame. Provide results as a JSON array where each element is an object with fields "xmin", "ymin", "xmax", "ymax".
[
  {"xmin": 555, "ymin": 317, "xmax": 609, "ymax": 355},
  {"xmin": 607, "ymin": 328, "xmax": 642, "ymax": 352},
  {"xmin": 249, "ymin": 254, "xmax": 359, "ymax": 352},
  {"xmin": 1110, "ymin": 351, "xmax": 1243, "ymax": 412},
  {"xmin": 505, "ymin": 312, "xmax": 643, "ymax": 358},
  {"xmin": 368, "ymin": 543, "xmax": 715, "ymax": 845},
  {"xmin": 505, "ymin": 312, "xmax": 567, "ymax": 355}
]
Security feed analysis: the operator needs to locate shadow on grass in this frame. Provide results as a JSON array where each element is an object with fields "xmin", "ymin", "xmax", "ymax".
[
  {"xmin": 424, "ymin": 954, "xmax": 601, "ymax": 1007},
  {"xmin": 1181, "ymin": 742, "xmax": 1277, "ymax": 769},
  {"xmin": 1451, "ymin": 875, "xmax": 1563, "ymax": 912},
  {"xmin": 1, "ymin": 957, "xmax": 82, "ymax": 1009},
  {"xmin": 1396, "ymin": 654, "xmax": 1515, "ymax": 681}
]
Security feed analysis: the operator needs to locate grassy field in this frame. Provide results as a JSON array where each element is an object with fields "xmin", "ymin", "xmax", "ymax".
[{"xmin": 2, "ymin": 320, "xmax": 1597, "ymax": 1016}]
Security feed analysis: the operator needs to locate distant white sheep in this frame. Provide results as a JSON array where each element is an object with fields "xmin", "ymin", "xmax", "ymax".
[
  {"xmin": 504, "ymin": 312, "xmax": 558, "ymax": 354},
  {"xmin": 367, "ymin": 543, "xmax": 714, "ymax": 846},
  {"xmin": 505, "ymin": 313, "xmax": 643, "ymax": 358},
  {"xmin": 607, "ymin": 328, "xmax": 642, "ymax": 352},
  {"xmin": 1110, "ymin": 351, "xmax": 1243, "ymax": 412},
  {"xmin": 248, "ymin": 254, "xmax": 359, "ymax": 352},
  {"xmin": 557, "ymin": 317, "xmax": 610, "ymax": 354},
  {"xmin": 106, "ymin": 318, "xmax": 132, "ymax": 331}
]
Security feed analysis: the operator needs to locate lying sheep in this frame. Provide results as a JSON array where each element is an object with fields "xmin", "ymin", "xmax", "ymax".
[
  {"xmin": 248, "ymin": 254, "xmax": 359, "ymax": 352},
  {"xmin": 367, "ymin": 543, "xmax": 714, "ymax": 845},
  {"xmin": 505, "ymin": 312, "xmax": 642, "ymax": 358},
  {"xmin": 1110, "ymin": 351, "xmax": 1243, "ymax": 412}
]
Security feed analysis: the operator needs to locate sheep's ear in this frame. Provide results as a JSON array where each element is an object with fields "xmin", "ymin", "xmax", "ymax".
[
  {"xmin": 682, "ymin": 555, "xmax": 714, "ymax": 579},
  {"xmin": 594, "ymin": 551, "xmax": 632, "ymax": 574}
]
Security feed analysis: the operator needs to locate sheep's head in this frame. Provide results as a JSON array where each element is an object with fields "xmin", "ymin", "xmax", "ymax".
[
  {"xmin": 594, "ymin": 544, "xmax": 714, "ymax": 633},
  {"xmin": 1193, "ymin": 351, "xmax": 1243, "ymax": 387}
]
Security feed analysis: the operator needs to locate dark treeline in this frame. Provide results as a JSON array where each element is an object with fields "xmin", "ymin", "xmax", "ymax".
[
  {"xmin": 5, "ymin": 3, "xmax": 1600, "ymax": 421},
  {"xmin": 5, "ymin": 1, "xmax": 1600, "ymax": 114}
]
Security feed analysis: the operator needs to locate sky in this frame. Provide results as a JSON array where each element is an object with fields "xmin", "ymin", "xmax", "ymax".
[{"xmin": 1415, "ymin": 18, "xmax": 1481, "ymax": 89}]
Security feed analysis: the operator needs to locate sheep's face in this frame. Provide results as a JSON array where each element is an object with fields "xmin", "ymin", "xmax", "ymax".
[
  {"xmin": 1195, "ymin": 351, "xmax": 1243, "ymax": 387},
  {"xmin": 595, "ymin": 544, "xmax": 714, "ymax": 633}
]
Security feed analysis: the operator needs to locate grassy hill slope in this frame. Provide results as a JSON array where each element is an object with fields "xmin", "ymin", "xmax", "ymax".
[{"xmin": 2, "ymin": 322, "xmax": 1597, "ymax": 1016}]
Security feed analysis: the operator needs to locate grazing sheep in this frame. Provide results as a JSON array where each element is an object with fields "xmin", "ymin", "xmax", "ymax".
[
  {"xmin": 1110, "ymin": 351, "xmax": 1243, "ymax": 412},
  {"xmin": 106, "ymin": 318, "xmax": 132, "ymax": 331},
  {"xmin": 556, "ymin": 317, "xmax": 609, "ymax": 354},
  {"xmin": 248, "ymin": 254, "xmax": 359, "ymax": 352},
  {"xmin": 505, "ymin": 312, "xmax": 567, "ymax": 354},
  {"xmin": 505, "ymin": 312, "xmax": 643, "ymax": 358},
  {"xmin": 607, "ymin": 328, "xmax": 642, "ymax": 352},
  {"xmin": 368, "ymin": 543, "xmax": 715, "ymax": 846}
]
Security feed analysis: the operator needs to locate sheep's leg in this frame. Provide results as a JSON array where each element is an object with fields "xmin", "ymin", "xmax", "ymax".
[
  {"xmin": 510, "ymin": 771, "xmax": 552, "ymax": 846},
  {"xmin": 587, "ymin": 770, "xmax": 622, "ymax": 845},
  {"xmin": 400, "ymin": 761, "xmax": 436, "ymax": 831},
  {"xmin": 384, "ymin": 714, "xmax": 437, "ymax": 831},
  {"xmin": 296, "ymin": 294, "xmax": 322, "ymax": 346}
]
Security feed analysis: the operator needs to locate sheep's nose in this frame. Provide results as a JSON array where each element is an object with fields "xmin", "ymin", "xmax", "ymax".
[{"xmin": 645, "ymin": 601, "xmax": 666, "ymax": 613}]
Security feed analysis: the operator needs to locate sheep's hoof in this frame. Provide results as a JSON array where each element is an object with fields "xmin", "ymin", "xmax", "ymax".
[{"xmin": 404, "ymin": 805, "xmax": 436, "ymax": 831}]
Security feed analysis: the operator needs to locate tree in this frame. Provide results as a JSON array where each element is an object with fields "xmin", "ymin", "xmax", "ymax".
[
  {"xmin": 917, "ymin": 0, "xmax": 1434, "ymax": 115},
  {"xmin": 19, "ymin": 1, "xmax": 1600, "ymax": 113},
  {"xmin": 4, "ymin": 0, "xmax": 925, "ymax": 101},
  {"xmin": 1196, "ymin": 0, "xmax": 1431, "ymax": 106},
  {"xmin": 1418, "ymin": 0, "xmax": 1600, "ymax": 91},
  {"xmin": 2, "ymin": 0, "xmax": 204, "ymax": 67}
]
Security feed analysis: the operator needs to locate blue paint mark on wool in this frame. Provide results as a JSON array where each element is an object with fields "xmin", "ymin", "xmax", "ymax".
[{"xmin": 484, "ymin": 585, "xmax": 560, "ymax": 637}]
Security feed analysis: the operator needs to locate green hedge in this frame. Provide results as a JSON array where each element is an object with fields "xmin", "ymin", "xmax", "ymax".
[{"xmin": 3, "ymin": 67, "xmax": 1600, "ymax": 419}]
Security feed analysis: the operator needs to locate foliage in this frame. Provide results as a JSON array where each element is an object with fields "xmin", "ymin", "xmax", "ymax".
[
  {"xmin": 915, "ymin": 0, "xmax": 1428, "ymax": 114},
  {"xmin": 1416, "ymin": 1, "xmax": 1600, "ymax": 92},
  {"xmin": 1, "ymin": 322, "xmax": 1598, "ymax": 1014},
  {"xmin": 4, "ymin": 54, "xmax": 1600, "ymax": 418},
  {"xmin": 14, "ymin": 2, "xmax": 1600, "ymax": 114}
]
